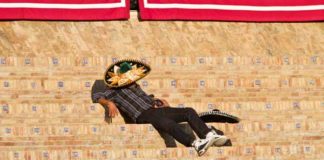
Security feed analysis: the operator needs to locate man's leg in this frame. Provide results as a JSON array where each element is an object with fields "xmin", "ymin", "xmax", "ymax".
[
  {"xmin": 136, "ymin": 108, "xmax": 195, "ymax": 147},
  {"xmin": 157, "ymin": 107, "xmax": 229, "ymax": 147},
  {"xmin": 152, "ymin": 107, "xmax": 212, "ymax": 139},
  {"xmin": 159, "ymin": 107, "xmax": 229, "ymax": 154}
]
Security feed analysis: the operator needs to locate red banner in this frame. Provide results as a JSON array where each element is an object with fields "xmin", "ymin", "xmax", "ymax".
[
  {"xmin": 0, "ymin": 0, "xmax": 129, "ymax": 20},
  {"xmin": 139, "ymin": 0, "xmax": 324, "ymax": 21}
]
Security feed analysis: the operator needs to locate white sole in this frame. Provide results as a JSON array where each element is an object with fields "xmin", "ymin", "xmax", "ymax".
[{"xmin": 213, "ymin": 136, "xmax": 229, "ymax": 146}]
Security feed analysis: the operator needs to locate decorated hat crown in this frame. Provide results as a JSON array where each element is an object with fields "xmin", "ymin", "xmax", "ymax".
[
  {"xmin": 104, "ymin": 59, "xmax": 151, "ymax": 88},
  {"xmin": 119, "ymin": 62, "xmax": 132, "ymax": 74}
]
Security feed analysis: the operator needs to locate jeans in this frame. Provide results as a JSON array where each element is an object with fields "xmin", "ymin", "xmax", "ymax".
[{"xmin": 136, "ymin": 107, "xmax": 211, "ymax": 147}]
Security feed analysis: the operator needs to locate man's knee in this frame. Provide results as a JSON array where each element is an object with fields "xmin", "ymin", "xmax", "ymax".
[{"xmin": 184, "ymin": 107, "xmax": 197, "ymax": 115}]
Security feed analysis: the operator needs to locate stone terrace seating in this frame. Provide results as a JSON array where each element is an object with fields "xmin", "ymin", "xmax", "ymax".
[{"xmin": 0, "ymin": 56, "xmax": 323, "ymax": 159}]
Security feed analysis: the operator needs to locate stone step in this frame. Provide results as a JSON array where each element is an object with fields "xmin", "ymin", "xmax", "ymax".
[
  {"xmin": 1, "ymin": 91, "xmax": 323, "ymax": 102},
  {"xmin": 0, "ymin": 111, "xmax": 323, "ymax": 125},
  {"xmin": 0, "ymin": 56, "xmax": 323, "ymax": 67},
  {"xmin": 0, "ymin": 144, "xmax": 322, "ymax": 160},
  {"xmin": 1, "ymin": 101, "xmax": 323, "ymax": 113},
  {"xmin": 1, "ymin": 71, "xmax": 324, "ymax": 81},
  {"xmin": 0, "ymin": 130, "xmax": 322, "ymax": 148},
  {"xmin": 1, "ymin": 79, "xmax": 323, "ymax": 91},
  {"xmin": 1, "ymin": 122, "xmax": 322, "ymax": 137},
  {"xmin": 1, "ymin": 69, "xmax": 324, "ymax": 80}
]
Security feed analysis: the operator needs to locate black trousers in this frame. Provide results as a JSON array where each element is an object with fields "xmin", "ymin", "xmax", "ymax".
[{"xmin": 136, "ymin": 107, "xmax": 211, "ymax": 147}]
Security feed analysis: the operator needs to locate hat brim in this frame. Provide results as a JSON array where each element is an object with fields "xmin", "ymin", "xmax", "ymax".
[
  {"xmin": 198, "ymin": 109, "xmax": 240, "ymax": 123},
  {"xmin": 104, "ymin": 59, "xmax": 151, "ymax": 88}
]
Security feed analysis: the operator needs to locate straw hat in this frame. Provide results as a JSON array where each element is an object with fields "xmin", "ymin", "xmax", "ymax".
[{"xmin": 104, "ymin": 59, "xmax": 151, "ymax": 88}]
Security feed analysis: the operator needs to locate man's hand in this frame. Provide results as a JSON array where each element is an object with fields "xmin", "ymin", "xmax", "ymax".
[
  {"xmin": 98, "ymin": 98, "xmax": 119, "ymax": 117},
  {"xmin": 160, "ymin": 99, "xmax": 170, "ymax": 107},
  {"xmin": 107, "ymin": 101, "xmax": 119, "ymax": 117},
  {"xmin": 154, "ymin": 98, "xmax": 170, "ymax": 108}
]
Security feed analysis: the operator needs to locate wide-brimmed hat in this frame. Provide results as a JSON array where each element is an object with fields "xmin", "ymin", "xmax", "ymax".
[
  {"xmin": 199, "ymin": 109, "xmax": 240, "ymax": 123},
  {"xmin": 104, "ymin": 59, "xmax": 151, "ymax": 88}
]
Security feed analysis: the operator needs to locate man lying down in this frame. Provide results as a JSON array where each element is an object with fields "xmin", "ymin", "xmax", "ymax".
[{"xmin": 91, "ymin": 59, "xmax": 240, "ymax": 156}]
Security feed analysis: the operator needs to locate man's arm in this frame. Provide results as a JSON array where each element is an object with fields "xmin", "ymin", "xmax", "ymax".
[
  {"xmin": 98, "ymin": 98, "xmax": 119, "ymax": 117},
  {"xmin": 91, "ymin": 80, "xmax": 119, "ymax": 117}
]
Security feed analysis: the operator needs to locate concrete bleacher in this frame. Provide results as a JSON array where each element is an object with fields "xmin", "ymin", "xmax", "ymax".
[{"xmin": 0, "ymin": 56, "xmax": 323, "ymax": 159}]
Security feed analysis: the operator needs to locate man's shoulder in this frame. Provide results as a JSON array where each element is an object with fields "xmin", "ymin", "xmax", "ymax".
[
  {"xmin": 92, "ymin": 80, "xmax": 110, "ymax": 93},
  {"xmin": 93, "ymin": 80, "xmax": 106, "ymax": 87}
]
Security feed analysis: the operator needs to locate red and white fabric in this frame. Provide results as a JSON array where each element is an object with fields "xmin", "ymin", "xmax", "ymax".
[
  {"xmin": 0, "ymin": 0, "xmax": 129, "ymax": 20},
  {"xmin": 139, "ymin": 0, "xmax": 324, "ymax": 21}
]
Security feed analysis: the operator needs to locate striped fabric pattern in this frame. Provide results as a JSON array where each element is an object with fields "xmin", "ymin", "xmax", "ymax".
[{"xmin": 92, "ymin": 83, "xmax": 154, "ymax": 122}]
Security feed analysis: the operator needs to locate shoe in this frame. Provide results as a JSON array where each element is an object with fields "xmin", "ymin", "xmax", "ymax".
[
  {"xmin": 206, "ymin": 130, "xmax": 229, "ymax": 147},
  {"xmin": 192, "ymin": 137, "xmax": 218, "ymax": 156},
  {"xmin": 192, "ymin": 139, "xmax": 209, "ymax": 156}
]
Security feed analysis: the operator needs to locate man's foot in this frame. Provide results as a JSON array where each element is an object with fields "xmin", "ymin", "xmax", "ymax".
[
  {"xmin": 206, "ymin": 130, "xmax": 229, "ymax": 147},
  {"xmin": 192, "ymin": 137, "xmax": 217, "ymax": 156}
]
